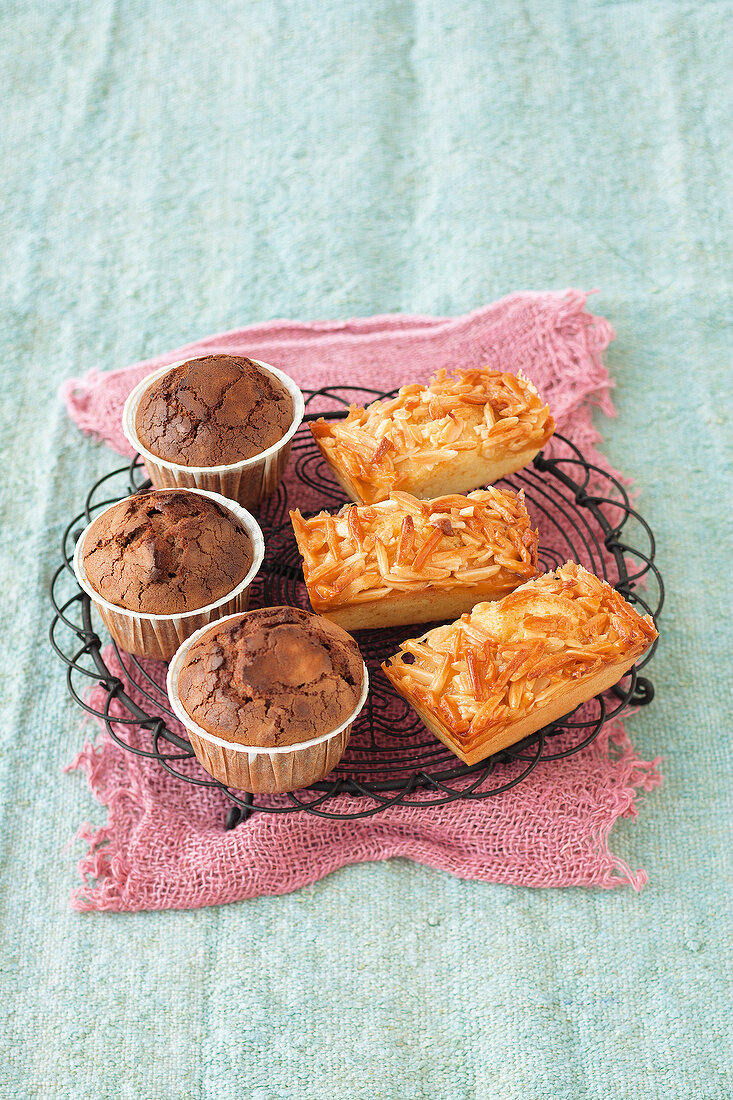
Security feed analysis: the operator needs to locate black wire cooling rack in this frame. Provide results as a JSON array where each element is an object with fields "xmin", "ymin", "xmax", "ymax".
[{"xmin": 50, "ymin": 386, "xmax": 663, "ymax": 826}]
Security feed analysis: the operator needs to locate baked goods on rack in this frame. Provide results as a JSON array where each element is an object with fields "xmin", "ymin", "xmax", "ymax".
[
  {"xmin": 167, "ymin": 606, "xmax": 369, "ymax": 794},
  {"xmin": 122, "ymin": 355, "xmax": 304, "ymax": 509},
  {"xmin": 309, "ymin": 367, "xmax": 554, "ymax": 504},
  {"xmin": 290, "ymin": 487, "xmax": 539, "ymax": 631},
  {"xmin": 133, "ymin": 355, "xmax": 295, "ymax": 466},
  {"xmin": 382, "ymin": 562, "xmax": 658, "ymax": 765},
  {"xmin": 80, "ymin": 489, "xmax": 254, "ymax": 615},
  {"xmin": 73, "ymin": 487, "xmax": 264, "ymax": 660}
]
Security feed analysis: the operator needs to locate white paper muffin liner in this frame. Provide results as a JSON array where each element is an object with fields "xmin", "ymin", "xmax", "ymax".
[
  {"xmin": 122, "ymin": 358, "xmax": 305, "ymax": 509},
  {"xmin": 166, "ymin": 614, "xmax": 370, "ymax": 794},
  {"xmin": 73, "ymin": 488, "xmax": 265, "ymax": 660}
]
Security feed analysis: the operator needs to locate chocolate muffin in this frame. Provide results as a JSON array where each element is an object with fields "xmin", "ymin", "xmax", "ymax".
[
  {"xmin": 175, "ymin": 606, "xmax": 364, "ymax": 748},
  {"xmin": 134, "ymin": 355, "xmax": 294, "ymax": 467},
  {"xmin": 82, "ymin": 489, "xmax": 254, "ymax": 615}
]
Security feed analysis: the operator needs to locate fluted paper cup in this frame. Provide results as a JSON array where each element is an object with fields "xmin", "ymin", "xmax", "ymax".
[
  {"xmin": 73, "ymin": 488, "xmax": 265, "ymax": 660},
  {"xmin": 122, "ymin": 358, "xmax": 305, "ymax": 509},
  {"xmin": 166, "ymin": 615, "xmax": 370, "ymax": 794}
]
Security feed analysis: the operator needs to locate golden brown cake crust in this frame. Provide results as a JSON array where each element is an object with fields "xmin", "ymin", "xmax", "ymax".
[
  {"xmin": 290, "ymin": 487, "xmax": 538, "ymax": 627},
  {"xmin": 175, "ymin": 607, "xmax": 364, "ymax": 748},
  {"xmin": 382, "ymin": 562, "xmax": 658, "ymax": 764},
  {"xmin": 309, "ymin": 367, "xmax": 554, "ymax": 504},
  {"xmin": 135, "ymin": 355, "xmax": 294, "ymax": 466},
  {"xmin": 82, "ymin": 489, "xmax": 253, "ymax": 615}
]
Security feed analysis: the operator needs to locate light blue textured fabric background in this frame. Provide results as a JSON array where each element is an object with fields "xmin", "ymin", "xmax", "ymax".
[{"xmin": 2, "ymin": 1, "xmax": 731, "ymax": 1097}]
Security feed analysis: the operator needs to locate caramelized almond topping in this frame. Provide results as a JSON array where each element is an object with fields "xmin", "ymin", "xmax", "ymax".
[
  {"xmin": 372, "ymin": 436, "xmax": 394, "ymax": 463},
  {"xmin": 347, "ymin": 507, "xmax": 363, "ymax": 549},
  {"xmin": 382, "ymin": 562, "xmax": 658, "ymax": 748},
  {"xmin": 412, "ymin": 527, "xmax": 444, "ymax": 571},
  {"xmin": 308, "ymin": 367, "xmax": 555, "ymax": 504},
  {"xmin": 465, "ymin": 649, "xmax": 483, "ymax": 702},
  {"xmin": 396, "ymin": 515, "xmax": 415, "ymax": 565},
  {"xmin": 289, "ymin": 487, "xmax": 539, "ymax": 612}
]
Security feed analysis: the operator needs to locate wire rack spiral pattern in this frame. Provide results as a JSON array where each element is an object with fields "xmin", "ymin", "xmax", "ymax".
[{"xmin": 50, "ymin": 386, "xmax": 663, "ymax": 824}]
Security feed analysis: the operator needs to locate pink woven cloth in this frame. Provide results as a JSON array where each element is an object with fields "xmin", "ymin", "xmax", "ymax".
[{"xmin": 62, "ymin": 289, "xmax": 661, "ymax": 911}]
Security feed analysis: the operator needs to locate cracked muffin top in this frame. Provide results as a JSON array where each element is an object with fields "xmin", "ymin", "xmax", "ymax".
[
  {"xmin": 175, "ymin": 607, "xmax": 365, "ymax": 747},
  {"xmin": 81, "ymin": 489, "xmax": 254, "ymax": 615},
  {"xmin": 134, "ymin": 355, "xmax": 294, "ymax": 467}
]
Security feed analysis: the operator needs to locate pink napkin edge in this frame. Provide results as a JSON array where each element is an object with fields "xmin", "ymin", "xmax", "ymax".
[
  {"xmin": 58, "ymin": 287, "xmax": 616, "ymax": 453},
  {"xmin": 64, "ymin": 718, "xmax": 663, "ymax": 913}
]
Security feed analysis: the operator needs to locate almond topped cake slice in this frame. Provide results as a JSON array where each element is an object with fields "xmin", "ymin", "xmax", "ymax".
[
  {"xmin": 290, "ymin": 487, "xmax": 539, "ymax": 631},
  {"xmin": 310, "ymin": 367, "xmax": 555, "ymax": 505},
  {"xmin": 382, "ymin": 562, "xmax": 658, "ymax": 765}
]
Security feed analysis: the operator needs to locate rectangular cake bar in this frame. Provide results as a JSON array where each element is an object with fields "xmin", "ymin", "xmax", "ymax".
[
  {"xmin": 382, "ymin": 562, "xmax": 658, "ymax": 765},
  {"xmin": 290, "ymin": 487, "xmax": 539, "ymax": 632},
  {"xmin": 309, "ymin": 367, "xmax": 555, "ymax": 505}
]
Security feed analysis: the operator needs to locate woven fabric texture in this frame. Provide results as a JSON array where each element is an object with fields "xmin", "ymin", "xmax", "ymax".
[
  {"xmin": 3, "ymin": 1, "xmax": 731, "ymax": 1096},
  {"xmin": 62, "ymin": 291, "xmax": 661, "ymax": 912}
]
